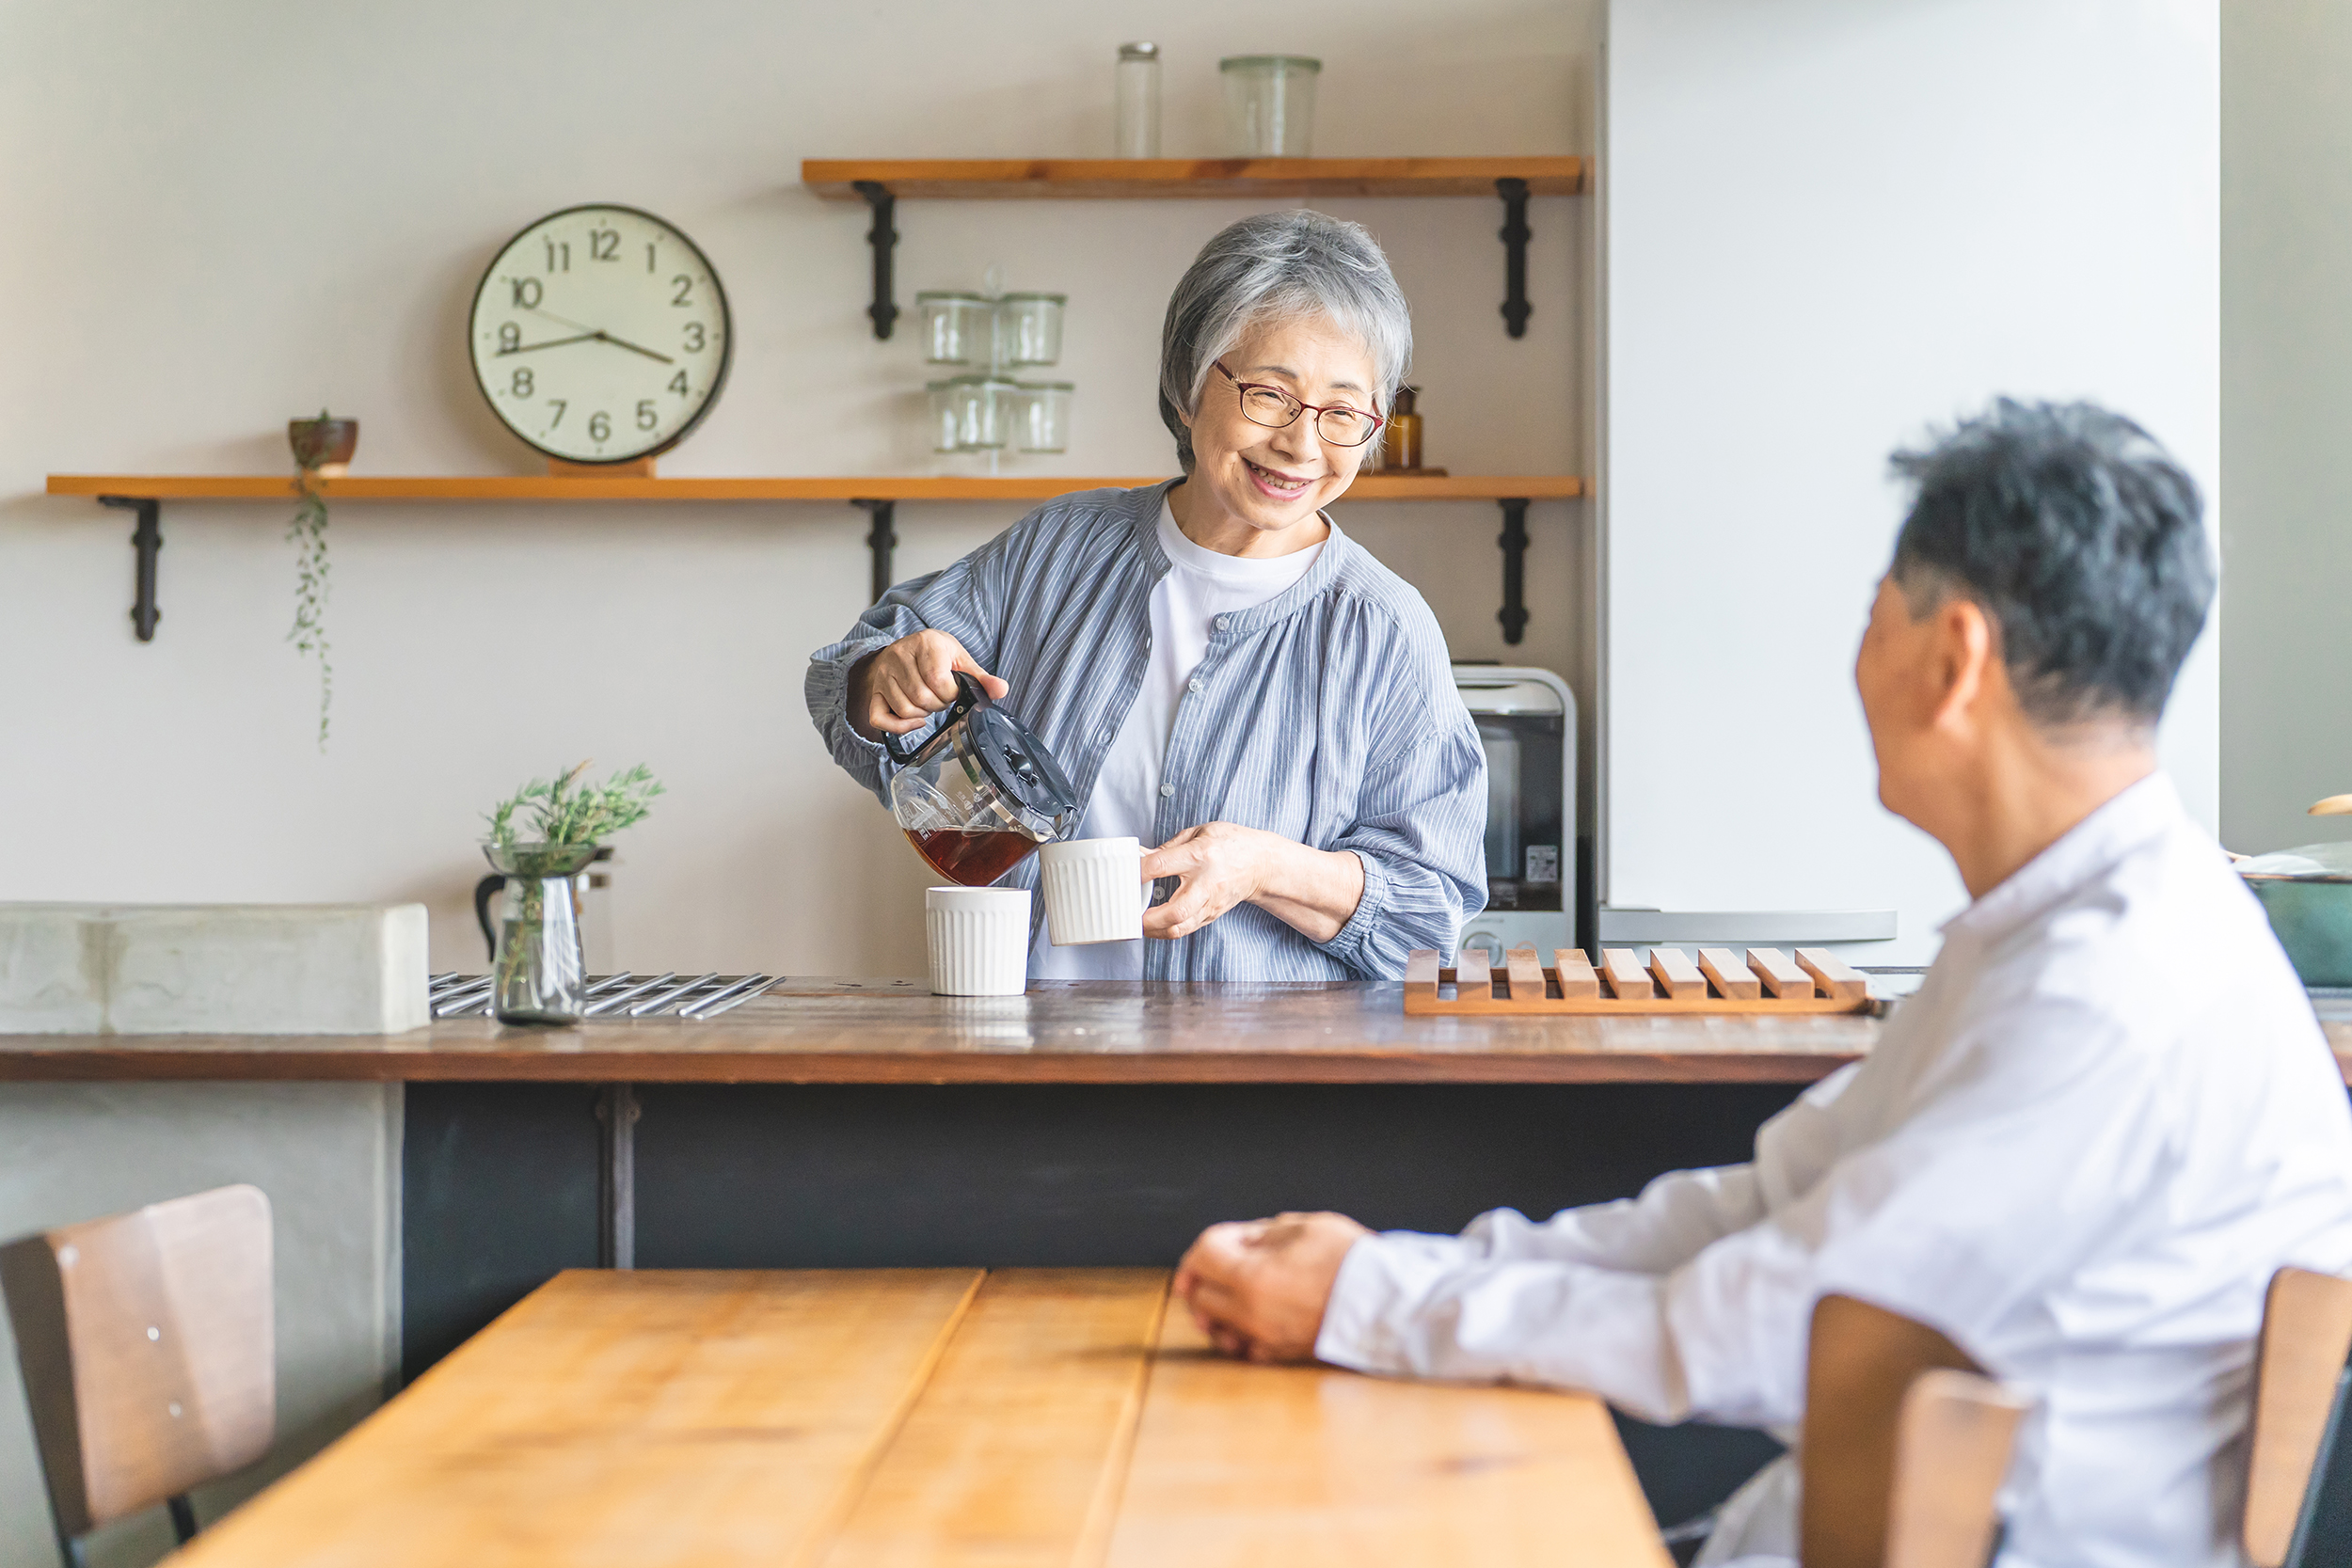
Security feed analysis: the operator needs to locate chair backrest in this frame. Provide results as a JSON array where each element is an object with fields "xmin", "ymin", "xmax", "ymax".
[
  {"xmin": 2245, "ymin": 1266, "xmax": 2352, "ymax": 1568},
  {"xmin": 1804, "ymin": 1292, "xmax": 2026, "ymax": 1568},
  {"xmin": 0, "ymin": 1184, "xmax": 275, "ymax": 1538}
]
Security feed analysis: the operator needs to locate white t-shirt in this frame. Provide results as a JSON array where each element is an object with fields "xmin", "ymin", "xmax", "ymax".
[{"xmin": 1029, "ymin": 499, "xmax": 1324, "ymax": 978}]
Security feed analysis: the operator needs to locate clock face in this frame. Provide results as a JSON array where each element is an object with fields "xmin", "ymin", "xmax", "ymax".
[{"xmin": 468, "ymin": 204, "xmax": 731, "ymax": 464}]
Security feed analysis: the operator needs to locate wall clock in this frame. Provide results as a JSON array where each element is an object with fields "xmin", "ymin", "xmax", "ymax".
[{"xmin": 469, "ymin": 204, "xmax": 732, "ymax": 466}]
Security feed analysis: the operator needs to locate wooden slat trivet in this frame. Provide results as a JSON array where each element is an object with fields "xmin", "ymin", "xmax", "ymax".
[{"xmin": 1402, "ymin": 944, "xmax": 1876, "ymax": 1017}]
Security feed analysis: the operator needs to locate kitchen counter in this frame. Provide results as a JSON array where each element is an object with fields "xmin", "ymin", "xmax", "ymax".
[
  {"xmin": 6, "ymin": 977, "xmax": 2348, "ymax": 1084},
  {"xmin": 0, "ymin": 976, "xmax": 1879, "ymax": 1084}
]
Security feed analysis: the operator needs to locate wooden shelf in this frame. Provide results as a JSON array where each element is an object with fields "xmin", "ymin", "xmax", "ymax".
[
  {"xmin": 801, "ymin": 157, "xmax": 1587, "ymax": 201},
  {"xmin": 803, "ymin": 156, "xmax": 1583, "ymax": 344},
  {"xmin": 51, "ymin": 473, "xmax": 1582, "ymax": 644},
  {"xmin": 48, "ymin": 474, "xmax": 1584, "ymax": 503}
]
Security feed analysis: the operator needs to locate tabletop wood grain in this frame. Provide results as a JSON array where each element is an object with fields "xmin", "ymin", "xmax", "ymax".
[
  {"xmin": 8, "ymin": 979, "xmax": 2344, "ymax": 1086},
  {"xmin": 169, "ymin": 1269, "xmax": 1665, "ymax": 1568}
]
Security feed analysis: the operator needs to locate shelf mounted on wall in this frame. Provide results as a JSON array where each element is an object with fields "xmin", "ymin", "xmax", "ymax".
[
  {"xmin": 50, "ymin": 474, "xmax": 1581, "ymax": 641},
  {"xmin": 803, "ymin": 158, "xmax": 1587, "ymax": 346}
]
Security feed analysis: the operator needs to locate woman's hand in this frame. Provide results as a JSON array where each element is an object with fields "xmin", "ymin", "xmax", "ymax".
[
  {"xmin": 848, "ymin": 629, "xmax": 1009, "ymax": 741},
  {"xmin": 1142, "ymin": 824, "xmax": 1366, "ymax": 944}
]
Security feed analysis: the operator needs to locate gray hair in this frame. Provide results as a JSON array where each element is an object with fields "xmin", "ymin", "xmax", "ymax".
[
  {"xmin": 1889, "ymin": 398, "xmax": 2213, "ymax": 727},
  {"xmin": 1158, "ymin": 211, "xmax": 1413, "ymax": 470}
]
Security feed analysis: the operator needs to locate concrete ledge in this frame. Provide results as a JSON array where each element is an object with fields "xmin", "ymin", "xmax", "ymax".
[{"xmin": 0, "ymin": 905, "xmax": 429, "ymax": 1035}]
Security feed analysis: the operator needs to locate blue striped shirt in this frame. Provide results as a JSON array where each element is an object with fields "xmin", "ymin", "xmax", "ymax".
[{"xmin": 804, "ymin": 479, "xmax": 1486, "ymax": 980}]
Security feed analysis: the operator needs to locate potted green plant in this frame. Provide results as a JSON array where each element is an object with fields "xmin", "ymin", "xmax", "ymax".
[
  {"xmin": 287, "ymin": 411, "xmax": 357, "ymax": 751},
  {"xmin": 481, "ymin": 762, "xmax": 664, "ymax": 1024}
]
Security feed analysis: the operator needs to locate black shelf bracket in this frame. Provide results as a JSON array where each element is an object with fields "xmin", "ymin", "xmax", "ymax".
[
  {"xmin": 854, "ymin": 181, "xmax": 899, "ymax": 341},
  {"xmin": 1497, "ymin": 177, "xmax": 1532, "ymax": 339},
  {"xmin": 99, "ymin": 496, "xmax": 163, "ymax": 641},
  {"xmin": 1497, "ymin": 498, "xmax": 1530, "ymax": 644},
  {"xmin": 852, "ymin": 499, "xmax": 898, "ymax": 603}
]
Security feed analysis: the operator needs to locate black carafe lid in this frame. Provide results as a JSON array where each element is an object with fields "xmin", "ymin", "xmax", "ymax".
[{"xmin": 884, "ymin": 671, "xmax": 1079, "ymax": 820}]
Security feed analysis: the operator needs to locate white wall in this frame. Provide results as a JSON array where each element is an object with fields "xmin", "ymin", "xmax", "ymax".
[
  {"xmin": 1601, "ymin": 0, "xmax": 2219, "ymax": 964},
  {"xmin": 0, "ymin": 0, "xmax": 1593, "ymax": 976},
  {"xmin": 2220, "ymin": 1, "xmax": 2352, "ymax": 856}
]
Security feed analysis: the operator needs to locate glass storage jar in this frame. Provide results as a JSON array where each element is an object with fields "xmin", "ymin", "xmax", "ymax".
[
  {"xmin": 1011, "ymin": 382, "xmax": 1073, "ymax": 452},
  {"xmin": 993, "ymin": 293, "xmax": 1067, "ymax": 368},
  {"xmin": 1115, "ymin": 42, "xmax": 1161, "ymax": 158},
  {"xmin": 927, "ymin": 375, "xmax": 1018, "ymax": 451},
  {"xmin": 1219, "ymin": 55, "xmax": 1320, "ymax": 156},
  {"xmin": 915, "ymin": 291, "xmax": 992, "ymax": 365}
]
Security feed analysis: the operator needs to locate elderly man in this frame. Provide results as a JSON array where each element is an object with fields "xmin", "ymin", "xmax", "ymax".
[{"xmin": 1174, "ymin": 401, "xmax": 2352, "ymax": 1566}]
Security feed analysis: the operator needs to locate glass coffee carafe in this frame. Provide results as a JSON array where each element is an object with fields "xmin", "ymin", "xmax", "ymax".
[{"xmin": 885, "ymin": 672, "xmax": 1080, "ymax": 885}]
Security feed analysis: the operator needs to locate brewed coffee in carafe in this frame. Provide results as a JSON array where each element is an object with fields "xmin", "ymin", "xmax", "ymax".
[{"xmin": 883, "ymin": 673, "xmax": 1080, "ymax": 887}]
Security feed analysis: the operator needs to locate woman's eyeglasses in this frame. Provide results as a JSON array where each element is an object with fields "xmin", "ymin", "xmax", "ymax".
[{"xmin": 1216, "ymin": 362, "xmax": 1386, "ymax": 449}]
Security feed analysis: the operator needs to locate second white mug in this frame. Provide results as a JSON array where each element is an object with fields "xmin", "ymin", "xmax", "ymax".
[{"xmin": 1039, "ymin": 837, "xmax": 1146, "ymax": 945}]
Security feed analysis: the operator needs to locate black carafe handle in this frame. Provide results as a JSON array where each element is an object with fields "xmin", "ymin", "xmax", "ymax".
[{"xmin": 882, "ymin": 670, "xmax": 987, "ymax": 766}]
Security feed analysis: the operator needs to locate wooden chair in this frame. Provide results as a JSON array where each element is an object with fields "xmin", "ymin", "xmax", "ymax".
[
  {"xmin": 1803, "ymin": 1293, "xmax": 2030, "ymax": 1568},
  {"xmin": 0, "ymin": 1185, "xmax": 275, "ymax": 1568},
  {"xmin": 2244, "ymin": 1267, "xmax": 2352, "ymax": 1568}
]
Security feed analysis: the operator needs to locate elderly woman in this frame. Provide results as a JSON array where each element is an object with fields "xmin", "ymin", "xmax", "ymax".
[{"xmin": 805, "ymin": 211, "xmax": 1485, "ymax": 980}]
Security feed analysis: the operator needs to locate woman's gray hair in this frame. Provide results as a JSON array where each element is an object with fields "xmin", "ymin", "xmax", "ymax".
[{"xmin": 1158, "ymin": 210, "xmax": 1413, "ymax": 470}]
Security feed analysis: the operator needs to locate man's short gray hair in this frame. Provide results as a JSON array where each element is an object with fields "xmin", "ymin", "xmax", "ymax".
[{"xmin": 1158, "ymin": 211, "xmax": 1413, "ymax": 470}]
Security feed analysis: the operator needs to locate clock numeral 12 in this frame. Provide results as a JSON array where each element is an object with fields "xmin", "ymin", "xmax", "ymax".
[{"xmin": 590, "ymin": 229, "xmax": 619, "ymax": 261}]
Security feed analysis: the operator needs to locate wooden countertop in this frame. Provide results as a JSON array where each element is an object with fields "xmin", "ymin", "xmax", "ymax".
[
  {"xmin": 175, "ymin": 1268, "xmax": 1666, "ymax": 1568},
  {"xmin": 6, "ymin": 980, "xmax": 2345, "ymax": 1086}
]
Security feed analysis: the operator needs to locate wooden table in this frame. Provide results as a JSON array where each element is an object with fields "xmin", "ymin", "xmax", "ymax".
[{"xmin": 173, "ymin": 1269, "xmax": 1669, "ymax": 1568}]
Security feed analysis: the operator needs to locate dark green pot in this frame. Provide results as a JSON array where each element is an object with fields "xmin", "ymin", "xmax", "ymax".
[{"xmin": 2246, "ymin": 878, "xmax": 2352, "ymax": 988}]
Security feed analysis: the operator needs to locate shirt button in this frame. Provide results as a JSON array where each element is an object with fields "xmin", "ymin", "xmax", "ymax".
[
  {"xmin": 1215, "ymin": 615, "xmax": 1231, "ymax": 631},
  {"xmin": 1098, "ymin": 731, "xmax": 1112, "ymax": 745},
  {"xmin": 1187, "ymin": 678, "xmax": 1203, "ymax": 694},
  {"xmin": 1159, "ymin": 783, "xmax": 1175, "ymax": 798}
]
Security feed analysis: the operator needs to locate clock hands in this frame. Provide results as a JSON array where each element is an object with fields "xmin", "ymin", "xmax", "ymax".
[
  {"xmin": 595, "ymin": 333, "xmax": 675, "ymax": 365},
  {"xmin": 525, "ymin": 305, "xmax": 675, "ymax": 365},
  {"xmin": 498, "ymin": 331, "xmax": 600, "ymax": 356}
]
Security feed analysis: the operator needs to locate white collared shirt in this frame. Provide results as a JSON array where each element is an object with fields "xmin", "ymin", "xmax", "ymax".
[{"xmin": 1316, "ymin": 774, "xmax": 2352, "ymax": 1567}]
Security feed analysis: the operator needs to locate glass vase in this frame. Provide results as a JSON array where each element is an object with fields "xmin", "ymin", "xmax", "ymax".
[{"xmin": 483, "ymin": 842, "xmax": 602, "ymax": 1023}]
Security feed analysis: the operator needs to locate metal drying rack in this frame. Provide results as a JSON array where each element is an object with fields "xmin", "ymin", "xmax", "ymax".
[{"xmin": 427, "ymin": 972, "xmax": 780, "ymax": 1022}]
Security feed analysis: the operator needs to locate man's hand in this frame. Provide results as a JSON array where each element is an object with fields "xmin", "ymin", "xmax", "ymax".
[
  {"xmin": 1172, "ymin": 1211, "xmax": 1370, "ymax": 1363},
  {"xmin": 848, "ymin": 629, "xmax": 1009, "ymax": 741}
]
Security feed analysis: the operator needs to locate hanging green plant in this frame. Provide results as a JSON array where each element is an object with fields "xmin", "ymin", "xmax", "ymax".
[{"xmin": 286, "ymin": 411, "xmax": 357, "ymax": 752}]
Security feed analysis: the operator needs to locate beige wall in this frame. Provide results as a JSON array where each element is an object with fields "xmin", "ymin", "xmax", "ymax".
[
  {"xmin": 0, "ymin": 0, "xmax": 1594, "ymax": 976},
  {"xmin": 2221, "ymin": 0, "xmax": 2352, "ymax": 854}
]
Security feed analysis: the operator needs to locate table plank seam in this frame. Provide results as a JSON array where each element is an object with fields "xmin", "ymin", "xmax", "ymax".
[
  {"xmin": 791, "ymin": 1269, "xmax": 987, "ymax": 1568},
  {"xmin": 1069, "ymin": 1275, "xmax": 1176, "ymax": 1568}
]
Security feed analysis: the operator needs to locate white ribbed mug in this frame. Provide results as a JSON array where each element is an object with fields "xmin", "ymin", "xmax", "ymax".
[
  {"xmin": 1039, "ymin": 837, "xmax": 1146, "ymax": 946},
  {"xmin": 925, "ymin": 886, "xmax": 1031, "ymax": 996}
]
